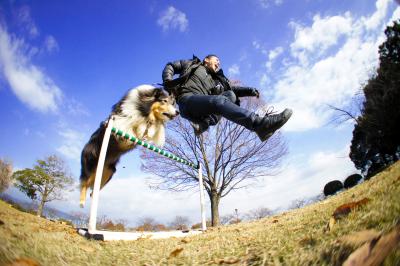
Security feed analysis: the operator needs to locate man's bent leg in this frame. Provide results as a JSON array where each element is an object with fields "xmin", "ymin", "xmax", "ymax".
[{"xmin": 178, "ymin": 94, "xmax": 258, "ymax": 130}]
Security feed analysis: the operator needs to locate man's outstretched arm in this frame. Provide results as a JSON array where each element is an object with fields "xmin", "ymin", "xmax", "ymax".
[{"xmin": 231, "ymin": 86, "xmax": 260, "ymax": 98}]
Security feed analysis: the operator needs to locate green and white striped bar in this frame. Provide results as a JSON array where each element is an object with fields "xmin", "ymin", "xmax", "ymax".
[{"xmin": 111, "ymin": 127, "xmax": 199, "ymax": 170}]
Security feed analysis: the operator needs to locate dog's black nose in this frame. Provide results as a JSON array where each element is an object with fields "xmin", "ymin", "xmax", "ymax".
[{"xmin": 175, "ymin": 110, "xmax": 180, "ymax": 116}]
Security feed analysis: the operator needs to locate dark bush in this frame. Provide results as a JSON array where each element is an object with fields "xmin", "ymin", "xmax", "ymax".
[
  {"xmin": 343, "ymin": 174, "xmax": 362, "ymax": 189},
  {"xmin": 323, "ymin": 180, "xmax": 343, "ymax": 196}
]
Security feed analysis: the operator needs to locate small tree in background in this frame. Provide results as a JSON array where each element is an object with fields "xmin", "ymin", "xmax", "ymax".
[
  {"xmin": 246, "ymin": 207, "xmax": 273, "ymax": 220},
  {"xmin": 168, "ymin": 215, "xmax": 190, "ymax": 230},
  {"xmin": 12, "ymin": 155, "xmax": 74, "ymax": 217},
  {"xmin": 289, "ymin": 198, "xmax": 307, "ymax": 209},
  {"xmin": 0, "ymin": 158, "xmax": 13, "ymax": 193},
  {"xmin": 135, "ymin": 217, "xmax": 167, "ymax": 232}
]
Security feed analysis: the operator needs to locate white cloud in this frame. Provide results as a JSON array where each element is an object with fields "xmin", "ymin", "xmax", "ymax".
[
  {"xmin": 17, "ymin": 6, "xmax": 39, "ymax": 38},
  {"xmin": 266, "ymin": 46, "xmax": 284, "ymax": 71},
  {"xmin": 269, "ymin": 0, "xmax": 399, "ymax": 132},
  {"xmin": 44, "ymin": 35, "xmax": 59, "ymax": 53},
  {"xmin": 289, "ymin": 13, "xmax": 353, "ymax": 65},
  {"xmin": 259, "ymin": 0, "xmax": 284, "ymax": 9},
  {"xmin": 228, "ymin": 64, "xmax": 240, "ymax": 77},
  {"xmin": 221, "ymin": 145, "xmax": 356, "ymax": 213},
  {"xmin": 252, "ymin": 40, "xmax": 268, "ymax": 55},
  {"xmin": 157, "ymin": 6, "xmax": 189, "ymax": 33},
  {"xmin": 57, "ymin": 127, "xmax": 85, "ymax": 160},
  {"xmin": 364, "ymin": 0, "xmax": 391, "ymax": 30},
  {"xmin": 0, "ymin": 26, "xmax": 62, "ymax": 113},
  {"xmin": 78, "ymin": 174, "xmax": 205, "ymax": 225}
]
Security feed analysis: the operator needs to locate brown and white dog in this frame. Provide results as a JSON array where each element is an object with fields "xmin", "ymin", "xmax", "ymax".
[{"xmin": 79, "ymin": 85, "xmax": 179, "ymax": 207}]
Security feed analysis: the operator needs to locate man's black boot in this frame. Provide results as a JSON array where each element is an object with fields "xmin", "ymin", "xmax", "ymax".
[{"xmin": 255, "ymin": 108, "xmax": 293, "ymax": 141}]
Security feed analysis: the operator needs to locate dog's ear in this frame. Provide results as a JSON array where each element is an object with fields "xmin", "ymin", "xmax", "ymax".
[
  {"xmin": 153, "ymin": 87, "xmax": 171, "ymax": 100},
  {"xmin": 152, "ymin": 87, "xmax": 164, "ymax": 99}
]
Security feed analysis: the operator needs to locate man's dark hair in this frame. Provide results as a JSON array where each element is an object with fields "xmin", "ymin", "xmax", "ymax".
[{"xmin": 204, "ymin": 54, "xmax": 219, "ymax": 60}]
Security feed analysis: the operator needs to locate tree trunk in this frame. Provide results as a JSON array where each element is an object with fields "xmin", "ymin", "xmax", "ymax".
[
  {"xmin": 210, "ymin": 190, "xmax": 220, "ymax": 226},
  {"xmin": 37, "ymin": 187, "xmax": 48, "ymax": 217},
  {"xmin": 37, "ymin": 198, "xmax": 45, "ymax": 217}
]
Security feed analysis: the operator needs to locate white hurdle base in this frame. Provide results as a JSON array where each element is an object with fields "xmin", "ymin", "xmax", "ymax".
[
  {"xmin": 79, "ymin": 117, "xmax": 207, "ymax": 241},
  {"xmin": 78, "ymin": 228, "xmax": 203, "ymax": 241}
]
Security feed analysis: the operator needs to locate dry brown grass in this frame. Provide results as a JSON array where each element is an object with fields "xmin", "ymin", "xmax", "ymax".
[{"xmin": 1, "ymin": 161, "xmax": 399, "ymax": 265}]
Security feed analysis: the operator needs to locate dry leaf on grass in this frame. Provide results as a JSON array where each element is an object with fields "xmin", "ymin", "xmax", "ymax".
[
  {"xmin": 180, "ymin": 238, "xmax": 190, "ymax": 244},
  {"xmin": 338, "ymin": 229, "xmax": 381, "ymax": 246},
  {"xmin": 6, "ymin": 258, "xmax": 40, "ymax": 266},
  {"xmin": 327, "ymin": 198, "xmax": 370, "ymax": 231},
  {"xmin": 343, "ymin": 224, "xmax": 400, "ymax": 266},
  {"xmin": 79, "ymin": 244, "xmax": 95, "ymax": 253},
  {"xmin": 168, "ymin": 247, "xmax": 184, "ymax": 258},
  {"xmin": 332, "ymin": 198, "xmax": 370, "ymax": 219},
  {"xmin": 218, "ymin": 257, "xmax": 240, "ymax": 264}
]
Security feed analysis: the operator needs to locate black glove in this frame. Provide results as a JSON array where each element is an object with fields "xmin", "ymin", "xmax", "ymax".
[
  {"xmin": 163, "ymin": 79, "xmax": 173, "ymax": 88},
  {"xmin": 252, "ymin": 88, "xmax": 260, "ymax": 98}
]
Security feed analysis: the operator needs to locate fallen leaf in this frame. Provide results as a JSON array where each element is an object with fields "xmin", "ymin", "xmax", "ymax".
[
  {"xmin": 272, "ymin": 219, "xmax": 279, "ymax": 223},
  {"xmin": 343, "ymin": 224, "xmax": 400, "ymax": 266},
  {"xmin": 218, "ymin": 257, "xmax": 240, "ymax": 264},
  {"xmin": 338, "ymin": 229, "xmax": 381, "ymax": 246},
  {"xmin": 181, "ymin": 238, "xmax": 190, "ymax": 244},
  {"xmin": 79, "ymin": 244, "xmax": 95, "ymax": 253},
  {"xmin": 168, "ymin": 247, "xmax": 184, "ymax": 258},
  {"xmin": 7, "ymin": 258, "xmax": 40, "ymax": 266},
  {"xmin": 333, "ymin": 198, "xmax": 370, "ymax": 220}
]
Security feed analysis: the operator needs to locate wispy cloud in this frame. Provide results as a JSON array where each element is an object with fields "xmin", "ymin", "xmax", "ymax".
[
  {"xmin": 258, "ymin": 0, "xmax": 284, "ymax": 9},
  {"xmin": 221, "ymin": 145, "xmax": 356, "ymax": 213},
  {"xmin": 56, "ymin": 126, "xmax": 85, "ymax": 160},
  {"xmin": 228, "ymin": 64, "xmax": 240, "ymax": 77},
  {"xmin": 268, "ymin": 0, "xmax": 399, "ymax": 132},
  {"xmin": 266, "ymin": 46, "xmax": 283, "ymax": 71},
  {"xmin": 16, "ymin": 5, "xmax": 39, "ymax": 38},
  {"xmin": 0, "ymin": 25, "xmax": 63, "ymax": 113},
  {"xmin": 44, "ymin": 35, "xmax": 59, "ymax": 53},
  {"xmin": 157, "ymin": 6, "xmax": 189, "ymax": 32}
]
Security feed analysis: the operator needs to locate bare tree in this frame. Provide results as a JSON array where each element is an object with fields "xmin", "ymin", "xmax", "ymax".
[
  {"xmin": 135, "ymin": 217, "xmax": 167, "ymax": 232},
  {"xmin": 289, "ymin": 198, "xmax": 307, "ymax": 210},
  {"xmin": 0, "ymin": 158, "xmax": 13, "ymax": 193},
  {"xmin": 246, "ymin": 206, "xmax": 273, "ymax": 220},
  {"xmin": 327, "ymin": 90, "xmax": 364, "ymax": 125},
  {"xmin": 141, "ymin": 98, "xmax": 288, "ymax": 226},
  {"xmin": 71, "ymin": 211, "xmax": 89, "ymax": 228},
  {"xmin": 169, "ymin": 215, "xmax": 190, "ymax": 230}
]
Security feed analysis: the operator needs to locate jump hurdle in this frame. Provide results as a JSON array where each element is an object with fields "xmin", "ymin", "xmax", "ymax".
[{"xmin": 78, "ymin": 116, "xmax": 207, "ymax": 241}]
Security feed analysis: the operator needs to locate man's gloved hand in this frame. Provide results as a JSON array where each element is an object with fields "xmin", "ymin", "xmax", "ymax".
[
  {"xmin": 251, "ymin": 88, "xmax": 260, "ymax": 98},
  {"xmin": 163, "ymin": 79, "xmax": 173, "ymax": 88}
]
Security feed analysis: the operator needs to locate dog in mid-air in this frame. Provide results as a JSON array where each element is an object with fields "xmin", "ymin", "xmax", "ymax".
[{"xmin": 79, "ymin": 85, "xmax": 179, "ymax": 207}]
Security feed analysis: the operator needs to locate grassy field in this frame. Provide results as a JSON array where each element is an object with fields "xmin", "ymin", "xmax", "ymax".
[{"xmin": 0, "ymin": 161, "xmax": 399, "ymax": 265}]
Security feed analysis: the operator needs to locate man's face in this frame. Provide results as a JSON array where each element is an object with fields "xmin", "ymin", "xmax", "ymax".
[{"xmin": 204, "ymin": 56, "xmax": 220, "ymax": 73}]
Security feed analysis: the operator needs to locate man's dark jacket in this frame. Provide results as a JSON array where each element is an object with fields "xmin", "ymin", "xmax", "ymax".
[{"xmin": 162, "ymin": 56, "xmax": 258, "ymax": 101}]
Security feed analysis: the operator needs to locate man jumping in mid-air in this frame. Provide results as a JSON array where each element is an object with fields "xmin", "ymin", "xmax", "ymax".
[{"xmin": 162, "ymin": 54, "xmax": 292, "ymax": 141}]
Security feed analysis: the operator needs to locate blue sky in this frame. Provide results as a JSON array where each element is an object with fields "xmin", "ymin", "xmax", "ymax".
[{"xmin": 1, "ymin": 0, "xmax": 399, "ymax": 225}]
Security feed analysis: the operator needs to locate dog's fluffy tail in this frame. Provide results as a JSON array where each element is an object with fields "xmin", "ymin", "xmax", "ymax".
[{"xmin": 79, "ymin": 124, "xmax": 106, "ymax": 207}]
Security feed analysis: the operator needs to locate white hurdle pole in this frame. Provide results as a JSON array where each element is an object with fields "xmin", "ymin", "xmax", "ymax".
[
  {"xmin": 88, "ymin": 117, "xmax": 114, "ymax": 233},
  {"xmin": 198, "ymin": 164, "xmax": 207, "ymax": 231}
]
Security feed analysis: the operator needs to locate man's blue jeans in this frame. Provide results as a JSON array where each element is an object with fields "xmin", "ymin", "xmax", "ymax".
[{"xmin": 178, "ymin": 91, "xmax": 258, "ymax": 130}]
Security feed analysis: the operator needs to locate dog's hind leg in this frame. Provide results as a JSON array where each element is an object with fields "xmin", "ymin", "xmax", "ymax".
[{"xmin": 79, "ymin": 177, "xmax": 92, "ymax": 208}]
